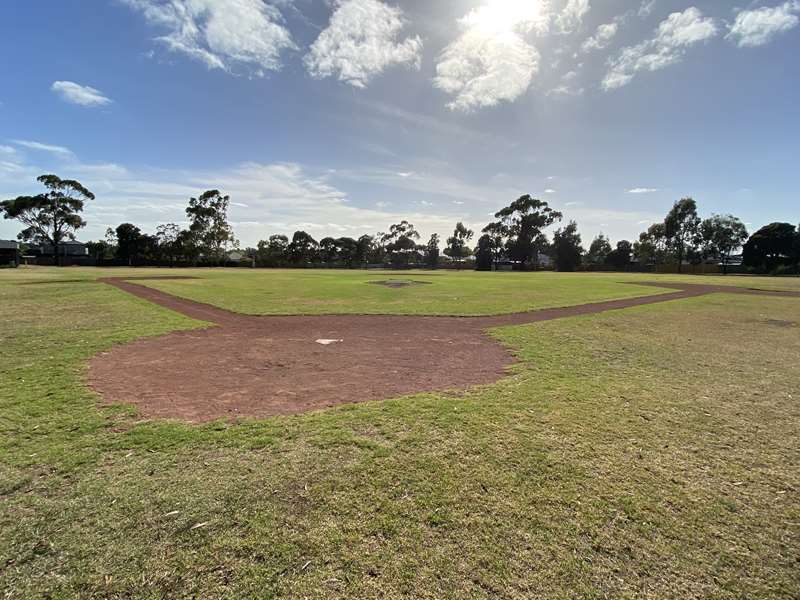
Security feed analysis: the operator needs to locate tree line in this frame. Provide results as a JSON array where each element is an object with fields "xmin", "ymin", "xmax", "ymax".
[{"xmin": 2, "ymin": 174, "xmax": 798, "ymax": 274}]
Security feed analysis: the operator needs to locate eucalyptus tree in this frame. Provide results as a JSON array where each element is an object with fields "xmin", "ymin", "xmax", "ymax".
[
  {"xmin": 0, "ymin": 174, "xmax": 94, "ymax": 266},
  {"xmin": 664, "ymin": 198, "xmax": 701, "ymax": 273},
  {"xmin": 487, "ymin": 195, "xmax": 562, "ymax": 269},
  {"xmin": 700, "ymin": 214, "xmax": 748, "ymax": 275}
]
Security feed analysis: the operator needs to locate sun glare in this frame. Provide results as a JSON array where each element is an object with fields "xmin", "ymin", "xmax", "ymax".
[{"xmin": 464, "ymin": 0, "xmax": 548, "ymax": 35}]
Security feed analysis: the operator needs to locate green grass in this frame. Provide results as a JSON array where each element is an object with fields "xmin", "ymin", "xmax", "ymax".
[
  {"xmin": 6, "ymin": 266, "xmax": 799, "ymax": 316},
  {"xmin": 1, "ymin": 268, "xmax": 799, "ymax": 598}
]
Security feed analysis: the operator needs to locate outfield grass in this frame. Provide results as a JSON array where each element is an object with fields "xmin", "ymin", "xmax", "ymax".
[
  {"xmin": 1, "ymin": 269, "xmax": 799, "ymax": 598},
  {"xmin": 5, "ymin": 266, "xmax": 799, "ymax": 316}
]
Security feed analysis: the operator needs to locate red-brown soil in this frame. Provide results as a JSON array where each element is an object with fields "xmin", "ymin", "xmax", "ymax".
[{"xmin": 87, "ymin": 278, "xmax": 799, "ymax": 422}]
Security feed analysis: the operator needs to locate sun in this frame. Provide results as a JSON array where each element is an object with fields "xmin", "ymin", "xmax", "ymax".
[{"xmin": 464, "ymin": 0, "xmax": 549, "ymax": 35}]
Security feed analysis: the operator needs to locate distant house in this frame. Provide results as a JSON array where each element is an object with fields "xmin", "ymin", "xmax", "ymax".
[
  {"xmin": 0, "ymin": 240, "xmax": 20, "ymax": 267},
  {"xmin": 35, "ymin": 241, "xmax": 89, "ymax": 257}
]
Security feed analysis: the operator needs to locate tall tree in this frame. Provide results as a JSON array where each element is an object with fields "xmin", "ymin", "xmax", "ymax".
[
  {"xmin": 186, "ymin": 190, "xmax": 236, "ymax": 265},
  {"xmin": 155, "ymin": 223, "xmax": 182, "ymax": 266},
  {"xmin": 319, "ymin": 237, "xmax": 338, "ymax": 264},
  {"xmin": 356, "ymin": 234, "xmax": 378, "ymax": 266},
  {"xmin": 481, "ymin": 221, "xmax": 506, "ymax": 269},
  {"xmin": 743, "ymin": 222, "xmax": 797, "ymax": 272},
  {"xmin": 664, "ymin": 198, "xmax": 700, "ymax": 273},
  {"xmin": 634, "ymin": 223, "xmax": 667, "ymax": 266},
  {"xmin": 474, "ymin": 234, "xmax": 495, "ymax": 271},
  {"xmin": 115, "ymin": 223, "xmax": 146, "ymax": 266},
  {"xmin": 335, "ymin": 237, "xmax": 359, "ymax": 268},
  {"xmin": 487, "ymin": 195, "xmax": 562, "ymax": 269},
  {"xmin": 606, "ymin": 240, "xmax": 633, "ymax": 269},
  {"xmin": 0, "ymin": 174, "xmax": 94, "ymax": 266},
  {"xmin": 444, "ymin": 222, "xmax": 474, "ymax": 265},
  {"xmin": 425, "ymin": 233, "xmax": 441, "ymax": 268},
  {"xmin": 586, "ymin": 234, "xmax": 612, "ymax": 266},
  {"xmin": 700, "ymin": 214, "xmax": 749, "ymax": 275},
  {"xmin": 551, "ymin": 221, "xmax": 583, "ymax": 272},
  {"xmin": 288, "ymin": 231, "xmax": 319, "ymax": 265},
  {"xmin": 256, "ymin": 234, "xmax": 289, "ymax": 267},
  {"xmin": 381, "ymin": 221, "xmax": 421, "ymax": 267}
]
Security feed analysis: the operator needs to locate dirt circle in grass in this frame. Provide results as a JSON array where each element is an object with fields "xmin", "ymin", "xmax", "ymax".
[{"xmin": 369, "ymin": 279, "xmax": 432, "ymax": 288}]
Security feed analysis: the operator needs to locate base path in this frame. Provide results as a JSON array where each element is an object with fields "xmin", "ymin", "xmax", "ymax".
[{"xmin": 87, "ymin": 278, "xmax": 799, "ymax": 422}]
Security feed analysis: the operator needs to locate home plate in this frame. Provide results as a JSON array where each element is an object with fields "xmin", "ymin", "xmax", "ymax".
[{"xmin": 316, "ymin": 339, "xmax": 344, "ymax": 346}]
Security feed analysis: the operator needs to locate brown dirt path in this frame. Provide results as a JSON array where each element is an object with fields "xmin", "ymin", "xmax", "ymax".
[{"xmin": 87, "ymin": 278, "xmax": 800, "ymax": 422}]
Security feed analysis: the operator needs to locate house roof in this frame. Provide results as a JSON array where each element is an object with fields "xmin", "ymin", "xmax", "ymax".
[{"xmin": 0, "ymin": 240, "xmax": 19, "ymax": 250}]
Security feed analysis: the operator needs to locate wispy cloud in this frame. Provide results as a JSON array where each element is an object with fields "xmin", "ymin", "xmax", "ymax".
[
  {"xmin": 581, "ymin": 21, "xmax": 619, "ymax": 52},
  {"xmin": 603, "ymin": 7, "xmax": 718, "ymax": 91},
  {"xmin": 122, "ymin": 0, "xmax": 296, "ymax": 75},
  {"xmin": 556, "ymin": 0, "xmax": 591, "ymax": 34},
  {"xmin": 51, "ymin": 81, "xmax": 112, "ymax": 107},
  {"xmin": 727, "ymin": 1, "xmax": 800, "ymax": 48},
  {"xmin": 12, "ymin": 140, "xmax": 74, "ymax": 158},
  {"xmin": 627, "ymin": 187, "xmax": 659, "ymax": 194},
  {"xmin": 305, "ymin": 0, "xmax": 421, "ymax": 88},
  {"xmin": 639, "ymin": 0, "xmax": 656, "ymax": 19}
]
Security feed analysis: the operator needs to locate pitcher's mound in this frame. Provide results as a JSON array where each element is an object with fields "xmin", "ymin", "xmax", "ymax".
[{"xmin": 369, "ymin": 279, "xmax": 432, "ymax": 288}]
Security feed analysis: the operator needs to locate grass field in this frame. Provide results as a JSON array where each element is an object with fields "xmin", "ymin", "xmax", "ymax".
[
  {"xmin": 1, "ymin": 267, "xmax": 799, "ymax": 598},
  {"xmin": 4, "ymin": 266, "xmax": 800, "ymax": 315}
]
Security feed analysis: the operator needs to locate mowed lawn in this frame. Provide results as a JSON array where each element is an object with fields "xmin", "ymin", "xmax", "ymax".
[
  {"xmin": 7, "ymin": 266, "xmax": 800, "ymax": 316},
  {"xmin": 1, "ymin": 268, "xmax": 799, "ymax": 598}
]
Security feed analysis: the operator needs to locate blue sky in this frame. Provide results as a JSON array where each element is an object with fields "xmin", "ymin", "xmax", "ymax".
[{"xmin": 1, "ymin": 0, "xmax": 798, "ymax": 247}]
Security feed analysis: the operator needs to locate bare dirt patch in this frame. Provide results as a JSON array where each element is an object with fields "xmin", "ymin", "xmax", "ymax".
[
  {"xmin": 369, "ymin": 279, "xmax": 432, "ymax": 288},
  {"xmin": 87, "ymin": 278, "xmax": 799, "ymax": 422}
]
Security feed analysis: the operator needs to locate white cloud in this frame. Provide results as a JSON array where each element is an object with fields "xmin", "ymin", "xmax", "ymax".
[
  {"xmin": 0, "ymin": 145, "xmax": 17, "ymax": 156},
  {"xmin": 602, "ymin": 7, "xmax": 718, "ymax": 91},
  {"xmin": 544, "ymin": 188, "xmax": 557, "ymax": 193},
  {"xmin": 727, "ymin": 2, "xmax": 800, "ymax": 48},
  {"xmin": 639, "ymin": 0, "xmax": 656, "ymax": 19},
  {"xmin": 557, "ymin": 0, "xmax": 591, "ymax": 33},
  {"xmin": 51, "ymin": 81, "xmax": 112, "ymax": 107},
  {"xmin": 434, "ymin": 1, "xmax": 549, "ymax": 112},
  {"xmin": 123, "ymin": 0, "xmax": 296, "ymax": 75},
  {"xmin": 548, "ymin": 84, "xmax": 584, "ymax": 96},
  {"xmin": 0, "ymin": 147, "xmax": 476, "ymax": 246},
  {"xmin": 627, "ymin": 187, "xmax": 659, "ymax": 194},
  {"xmin": 304, "ymin": 0, "xmax": 422, "ymax": 88},
  {"xmin": 581, "ymin": 21, "xmax": 619, "ymax": 52},
  {"xmin": 12, "ymin": 140, "xmax": 75, "ymax": 158}
]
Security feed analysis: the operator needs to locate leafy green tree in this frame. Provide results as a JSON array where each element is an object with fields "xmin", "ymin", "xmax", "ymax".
[
  {"xmin": 481, "ymin": 221, "xmax": 506, "ymax": 269},
  {"xmin": 356, "ymin": 234, "xmax": 379, "ymax": 265},
  {"xmin": 425, "ymin": 233, "xmax": 441, "ymax": 268},
  {"xmin": 664, "ymin": 198, "xmax": 700, "ymax": 273},
  {"xmin": 86, "ymin": 240, "xmax": 113, "ymax": 262},
  {"xmin": 606, "ymin": 240, "xmax": 633, "ymax": 269},
  {"xmin": 586, "ymin": 234, "xmax": 612, "ymax": 266},
  {"xmin": 335, "ymin": 237, "xmax": 359, "ymax": 268},
  {"xmin": 155, "ymin": 223, "xmax": 182, "ymax": 265},
  {"xmin": 0, "ymin": 174, "xmax": 94, "ymax": 266},
  {"xmin": 700, "ymin": 214, "xmax": 749, "ymax": 275},
  {"xmin": 115, "ymin": 223, "xmax": 144, "ymax": 265},
  {"xmin": 319, "ymin": 237, "xmax": 338, "ymax": 264},
  {"xmin": 381, "ymin": 221, "xmax": 421, "ymax": 267},
  {"xmin": 256, "ymin": 235, "xmax": 289, "ymax": 267},
  {"xmin": 743, "ymin": 222, "xmax": 797, "ymax": 272},
  {"xmin": 551, "ymin": 221, "xmax": 583, "ymax": 272},
  {"xmin": 487, "ymin": 195, "xmax": 562, "ymax": 269},
  {"xmin": 634, "ymin": 223, "xmax": 667, "ymax": 266},
  {"xmin": 444, "ymin": 222, "xmax": 474, "ymax": 265},
  {"xmin": 186, "ymin": 190, "xmax": 237, "ymax": 265},
  {"xmin": 474, "ymin": 234, "xmax": 495, "ymax": 271},
  {"xmin": 288, "ymin": 231, "xmax": 319, "ymax": 265}
]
